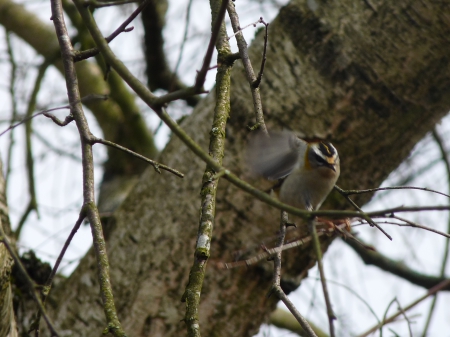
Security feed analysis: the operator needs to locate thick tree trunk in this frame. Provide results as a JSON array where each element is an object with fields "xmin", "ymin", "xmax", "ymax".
[{"xmin": 3, "ymin": 0, "xmax": 450, "ymax": 336}]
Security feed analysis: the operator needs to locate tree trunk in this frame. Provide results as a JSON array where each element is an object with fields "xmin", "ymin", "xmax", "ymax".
[{"xmin": 4, "ymin": 0, "xmax": 450, "ymax": 335}]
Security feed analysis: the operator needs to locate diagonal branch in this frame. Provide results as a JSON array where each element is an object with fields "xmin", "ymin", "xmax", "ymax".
[
  {"xmin": 91, "ymin": 137, "xmax": 184, "ymax": 177},
  {"xmin": 344, "ymin": 238, "xmax": 450, "ymax": 290},
  {"xmin": 357, "ymin": 279, "xmax": 450, "ymax": 337},
  {"xmin": 335, "ymin": 185, "xmax": 392, "ymax": 240},
  {"xmin": 227, "ymin": 4, "xmax": 267, "ymax": 133},
  {"xmin": 74, "ymin": 0, "xmax": 150, "ymax": 62}
]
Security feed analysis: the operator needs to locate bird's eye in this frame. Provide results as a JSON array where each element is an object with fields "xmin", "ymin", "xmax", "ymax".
[{"xmin": 314, "ymin": 153, "xmax": 327, "ymax": 165}]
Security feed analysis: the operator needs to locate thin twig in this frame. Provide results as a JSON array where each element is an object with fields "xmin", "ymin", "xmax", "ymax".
[
  {"xmin": 273, "ymin": 211, "xmax": 287, "ymax": 285},
  {"xmin": 367, "ymin": 205, "xmax": 450, "ymax": 217},
  {"xmin": 170, "ymin": 0, "xmax": 193, "ymax": 91},
  {"xmin": 393, "ymin": 299, "xmax": 413, "ymax": 337},
  {"xmin": 219, "ymin": 222, "xmax": 349, "ymax": 269},
  {"xmin": 253, "ymin": 18, "xmax": 269, "ymax": 89},
  {"xmin": 74, "ymin": 0, "xmax": 150, "ymax": 62},
  {"xmin": 334, "ymin": 185, "xmax": 392, "ymax": 240},
  {"xmin": 323, "ymin": 279, "xmax": 381, "ymax": 328},
  {"xmin": 15, "ymin": 60, "xmax": 51, "ymax": 239},
  {"xmin": 340, "ymin": 185, "xmax": 450, "ymax": 199},
  {"xmin": 0, "ymin": 95, "xmax": 107, "ymax": 136},
  {"xmin": 47, "ymin": 210, "xmax": 85, "ymax": 290},
  {"xmin": 357, "ymin": 282, "xmax": 444, "ymax": 337},
  {"xmin": 361, "ymin": 218, "xmax": 450, "ymax": 239},
  {"xmin": 269, "ymin": 211, "xmax": 317, "ymax": 337},
  {"xmin": 84, "ymin": 0, "xmax": 139, "ymax": 8},
  {"xmin": 14, "ymin": 203, "xmax": 34, "ymax": 240},
  {"xmin": 422, "ymin": 129, "xmax": 450, "ymax": 336},
  {"xmin": 91, "ymin": 137, "xmax": 184, "ymax": 177},
  {"xmin": 0, "ymin": 106, "xmax": 69, "ymax": 137},
  {"xmin": 383, "ymin": 214, "xmax": 450, "ymax": 238},
  {"xmin": 227, "ymin": 4, "xmax": 267, "ymax": 134},
  {"xmin": 381, "ymin": 298, "xmax": 397, "ymax": 337},
  {"xmin": 32, "ymin": 210, "xmax": 86, "ymax": 336},
  {"xmin": 194, "ymin": 0, "xmax": 229, "ymax": 90},
  {"xmin": 308, "ymin": 218, "xmax": 336, "ymax": 337},
  {"xmin": 226, "ymin": 17, "xmax": 264, "ymax": 40},
  {"xmin": 5, "ymin": 30, "xmax": 18, "ymax": 190}
]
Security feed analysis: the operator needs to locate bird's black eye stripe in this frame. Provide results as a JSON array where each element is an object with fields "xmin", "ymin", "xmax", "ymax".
[{"xmin": 314, "ymin": 153, "xmax": 327, "ymax": 165}]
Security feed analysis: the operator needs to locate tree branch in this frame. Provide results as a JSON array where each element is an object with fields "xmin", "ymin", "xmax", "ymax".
[
  {"xmin": 344, "ymin": 238, "xmax": 450, "ymax": 290},
  {"xmin": 182, "ymin": 1, "xmax": 231, "ymax": 335},
  {"xmin": 227, "ymin": 4, "xmax": 267, "ymax": 133},
  {"xmin": 270, "ymin": 211, "xmax": 317, "ymax": 337},
  {"xmin": 91, "ymin": 137, "xmax": 184, "ymax": 177},
  {"xmin": 50, "ymin": 0, "xmax": 125, "ymax": 335},
  {"xmin": 73, "ymin": 0, "xmax": 150, "ymax": 62}
]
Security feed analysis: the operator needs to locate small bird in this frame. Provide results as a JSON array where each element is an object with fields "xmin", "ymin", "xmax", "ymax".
[{"xmin": 247, "ymin": 130, "xmax": 340, "ymax": 211}]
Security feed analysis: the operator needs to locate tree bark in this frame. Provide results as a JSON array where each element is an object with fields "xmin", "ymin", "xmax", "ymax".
[
  {"xmin": 0, "ymin": 159, "xmax": 17, "ymax": 337},
  {"xmin": 4, "ymin": 0, "xmax": 450, "ymax": 336}
]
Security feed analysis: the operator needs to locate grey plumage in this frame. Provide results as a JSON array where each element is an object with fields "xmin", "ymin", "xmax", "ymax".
[
  {"xmin": 247, "ymin": 130, "xmax": 340, "ymax": 211},
  {"xmin": 246, "ymin": 131, "xmax": 308, "ymax": 180}
]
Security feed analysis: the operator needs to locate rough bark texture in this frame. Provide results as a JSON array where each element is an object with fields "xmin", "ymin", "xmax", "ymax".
[
  {"xmin": 4, "ymin": 0, "xmax": 450, "ymax": 336},
  {"xmin": 0, "ymin": 160, "xmax": 17, "ymax": 337}
]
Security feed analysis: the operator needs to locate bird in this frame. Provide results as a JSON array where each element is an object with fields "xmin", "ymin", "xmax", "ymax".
[{"xmin": 247, "ymin": 130, "xmax": 340, "ymax": 211}]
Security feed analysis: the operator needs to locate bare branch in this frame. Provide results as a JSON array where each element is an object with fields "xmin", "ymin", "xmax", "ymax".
[
  {"xmin": 171, "ymin": 0, "xmax": 193, "ymax": 89},
  {"xmin": 5, "ymin": 30, "xmax": 18, "ymax": 190},
  {"xmin": 379, "ymin": 215, "xmax": 450, "ymax": 239},
  {"xmin": 422, "ymin": 128, "xmax": 450, "ymax": 336},
  {"xmin": 357, "ymin": 279, "xmax": 450, "ymax": 337},
  {"xmin": 51, "ymin": 0, "xmax": 125, "ymax": 334},
  {"xmin": 227, "ymin": 4, "xmax": 267, "ymax": 134},
  {"xmin": 269, "ymin": 211, "xmax": 317, "ymax": 337},
  {"xmin": 335, "ymin": 185, "xmax": 392, "ymax": 240},
  {"xmin": 194, "ymin": 0, "xmax": 229, "ymax": 90},
  {"xmin": 91, "ymin": 137, "xmax": 184, "ymax": 178},
  {"xmin": 84, "ymin": 0, "xmax": 139, "ymax": 8},
  {"xmin": 219, "ymin": 222, "xmax": 349, "ymax": 268},
  {"xmin": 307, "ymin": 217, "xmax": 336, "ymax": 336},
  {"xmin": 340, "ymin": 185, "xmax": 450, "ymax": 199},
  {"xmin": 344, "ymin": 238, "xmax": 450, "ymax": 291},
  {"xmin": 0, "ymin": 106, "xmax": 68, "ymax": 137},
  {"xmin": 74, "ymin": 0, "xmax": 150, "ymax": 62},
  {"xmin": 32, "ymin": 210, "xmax": 86, "ymax": 335},
  {"xmin": 181, "ymin": 2, "xmax": 231, "ymax": 335},
  {"xmin": 253, "ymin": 18, "xmax": 269, "ymax": 89}
]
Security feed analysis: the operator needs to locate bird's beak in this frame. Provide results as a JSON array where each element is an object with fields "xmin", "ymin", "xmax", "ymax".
[
  {"xmin": 325, "ymin": 157, "xmax": 337, "ymax": 172},
  {"xmin": 326, "ymin": 163, "xmax": 336, "ymax": 172}
]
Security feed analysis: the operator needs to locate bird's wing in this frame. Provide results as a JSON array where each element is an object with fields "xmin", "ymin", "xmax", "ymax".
[{"xmin": 247, "ymin": 131, "xmax": 307, "ymax": 180}]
